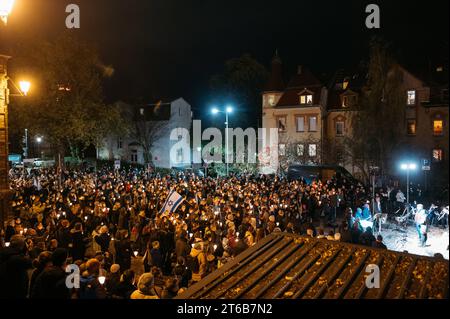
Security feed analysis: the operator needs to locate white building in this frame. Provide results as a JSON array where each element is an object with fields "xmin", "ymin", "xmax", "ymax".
[{"xmin": 98, "ymin": 97, "xmax": 192, "ymax": 169}]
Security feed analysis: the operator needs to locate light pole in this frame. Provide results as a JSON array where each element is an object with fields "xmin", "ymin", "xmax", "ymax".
[
  {"xmin": 211, "ymin": 105, "xmax": 233, "ymax": 176},
  {"xmin": 400, "ymin": 162, "xmax": 417, "ymax": 208}
]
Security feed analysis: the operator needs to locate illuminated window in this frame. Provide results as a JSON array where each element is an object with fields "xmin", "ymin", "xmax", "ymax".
[
  {"xmin": 407, "ymin": 119, "xmax": 416, "ymax": 135},
  {"xmin": 436, "ymin": 66, "xmax": 443, "ymax": 72},
  {"xmin": 117, "ymin": 137, "xmax": 123, "ymax": 149},
  {"xmin": 268, "ymin": 95, "xmax": 275, "ymax": 106},
  {"xmin": 279, "ymin": 144, "xmax": 286, "ymax": 156},
  {"xmin": 308, "ymin": 144, "xmax": 317, "ymax": 157},
  {"xmin": 296, "ymin": 116, "xmax": 305, "ymax": 132},
  {"xmin": 309, "ymin": 116, "xmax": 317, "ymax": 132},
  {"xmin": 336, "ymin": 121, "xmax": 344, "ymax": 136},
  {"xmin": 277, "ymin": 116, "xmax": 287, "ymax": 132},
  {"xmin": 140, "ymin": 108, "xmax": 144, "ymax": 115},
  {"xmin": 432, "ymin": 149, "xmax": 443, "ymax": 162},
  {"xmin": 407, "ymin": 90, "xmax": 416, "ymax": 106},
  {"xmin": 300, "ymin": 94, "xmax": 313, "ymax": 105},
  {"xmin": 297, "ymin": 144, "xmax": 304, "ymax": 156},
  {"xmin": 433, "ymin": 120, "xmax": 443, "ymax": 136},
  {"xmin": 343, "ymin": 80, "xmax": 349, "ymax": 90}
]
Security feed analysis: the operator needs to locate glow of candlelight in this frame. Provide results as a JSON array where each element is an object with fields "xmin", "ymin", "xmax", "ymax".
[{"xmin": 98, "ymin": 276, "xmax": 106, "ymax": 285}]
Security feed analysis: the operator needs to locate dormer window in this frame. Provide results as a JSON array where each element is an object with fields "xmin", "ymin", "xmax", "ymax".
[
  {"xmin": 343, "ymin": 79, "xmax": 349, "ymax": 90},
  {"xmin": 300, "ymin": 94, "xmax": 313, "ymax": 105}
]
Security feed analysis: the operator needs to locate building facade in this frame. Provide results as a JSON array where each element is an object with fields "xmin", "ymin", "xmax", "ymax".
[
  {"xmin": 262, "ymin": 54, "xmax": 327, "ymax": 171},
  {"xmin": 98, "ymin": 97, "xmax": 192, "ymax": 169},
  {"xmin": 261, "ymin": 53, "xmax": 449, "ymax": 187}
]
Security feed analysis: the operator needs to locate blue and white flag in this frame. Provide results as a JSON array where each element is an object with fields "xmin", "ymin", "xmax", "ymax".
[{"xmin": 159, "ymin": 189, "xmax": 184, "ymax": 214}]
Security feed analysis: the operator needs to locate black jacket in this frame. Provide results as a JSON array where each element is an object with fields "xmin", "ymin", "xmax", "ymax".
[
  {"xmin": 31, "ymin": 266, "xmax": 70, "ymax": 299},
  {"xmin": 0, "ymin": 247, "xmax": 32, "ymax": 299}
]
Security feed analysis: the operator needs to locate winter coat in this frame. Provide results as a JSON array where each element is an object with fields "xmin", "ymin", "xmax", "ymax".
[
  {"xmin": 69, "ymin": 229, "xmax": 86, "ymax": 261},
  {"xmin": 0, "ymin": 247, "xmax": 32, "ymax": 299},
  {"xmin": 189, "ymin": 248, "xmax": 207, "ymax": 282},
  {"xmin": 114, "ymin": 239, "xmax": 132, "ymax": 271},
  {"xmin": 30, "ymin": 266, "xmax": 69, "ymax": 299},
  {"xmin": 175, "ymin": 238, "xmax": 190, "ymax": 260}
]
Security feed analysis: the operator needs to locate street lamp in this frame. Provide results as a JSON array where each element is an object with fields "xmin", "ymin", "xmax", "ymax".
[
  {"xmin": 0, "ymin": 0, "xmax": 15, "ymax": 25},
  {"xmin": 19, "ymin": 81, "xmax": 31, "ymax": 96},
  {"xmin": 400, "ymin": 162, "xmax": 417, "ymax": 208},
  {"xmin": 211, "ymin": 105, "xmax": 233, "ymax": 175},
  {"xmin": 36, "ymin": 136, "xmax": 43, "ymax": 158}
]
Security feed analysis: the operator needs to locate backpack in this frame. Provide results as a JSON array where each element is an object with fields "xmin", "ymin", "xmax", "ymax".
[{"xmin": 186, "ymin": 254, "xmax": 200, "ymax": 273}]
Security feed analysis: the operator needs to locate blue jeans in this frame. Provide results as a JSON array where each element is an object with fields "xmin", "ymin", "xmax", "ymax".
[{"xmin": 416, "ymin": 223, "xmax": 422, "ymax": 241}]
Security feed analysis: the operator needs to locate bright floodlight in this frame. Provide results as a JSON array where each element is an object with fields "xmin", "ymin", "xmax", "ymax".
[
  {"xmin": 408, "ymin": 163, "xmax": 417, "ymax": 170},
  {"xmin": 211, "ymin": 107, "xmax": 219, "ymax": 114},
  {"xmin": 19, "ymin": 81, "xmax": 31, "ymax": 96},
  {"xmin": 226, "ymin": 106, "xmax": 233, "ymax": 113},
  {"xmin": 0, "ymin": 0, "xmax": 15, "ymax": 25},
  {"xmin": 400, "ymin": 164, "xmax": 408, "ymax": 170}
]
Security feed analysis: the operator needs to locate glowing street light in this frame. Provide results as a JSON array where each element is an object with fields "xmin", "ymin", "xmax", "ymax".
[
  {"xmin": 0, "ymin": 0, "xmax": 15, "ymax": 25},
  {"xmin": 400, "ymin": 161, "xmax": 417, "ymax": 208},
  {"xmin": 19, "ymin": 81, "xmax": 31, "ymax": 96}
]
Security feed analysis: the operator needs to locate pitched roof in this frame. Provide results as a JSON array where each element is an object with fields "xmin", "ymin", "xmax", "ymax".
[
  {"xmin": 274, "ymin": 66, "xmax": 323, "ymax": 107},
  {"xmin": 286, "ymin": 66, "xmax": 322, "ymax": 88}
]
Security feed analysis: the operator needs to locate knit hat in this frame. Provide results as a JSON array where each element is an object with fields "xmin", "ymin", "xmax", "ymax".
[{"xmin": 110, "ymin": 264, "xmax": 121, "ymax": 274}]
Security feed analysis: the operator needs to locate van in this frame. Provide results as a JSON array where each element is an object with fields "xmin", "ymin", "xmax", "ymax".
[{"xmin": 287, "ymin": 164, "xmax": 358, "ymax": 184}]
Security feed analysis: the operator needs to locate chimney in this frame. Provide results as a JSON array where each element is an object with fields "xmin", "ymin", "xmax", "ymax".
[{"xmin": 297, "ymin": 65, "xmax": 303, "ymax": 74}]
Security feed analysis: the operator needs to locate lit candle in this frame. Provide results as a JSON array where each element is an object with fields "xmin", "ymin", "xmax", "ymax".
[
  {"xmin": 189, "ymin": 233, "xmax": 193, "ymax": 238},
  {"xmin": 85, "ymin": 216, "xmax": 88, "ymax": 221},
  {"xmin": 5, "ymin": 242, "xmax": 10, "ymax": 247},
  {"xmin": 20, "ymin": 230, "xmax": 23, "ymax": 235},
  {"xmin": 57, "ymin": 214, "xmax": 61, "ymax": 219},
  {"xmin": 276, "ymin": 222, "xmax": 280, "ymax": 227},
  {"xmin": 133, "ymin": 251, "xmax": 138, "ymax": 257},
  {"xmin": 98, "ymin": 276, "xmax": 106, "ymax": 285},
  {"xmin": 213, "ymin": 244, "xmax": 217, "ymax": 251}
]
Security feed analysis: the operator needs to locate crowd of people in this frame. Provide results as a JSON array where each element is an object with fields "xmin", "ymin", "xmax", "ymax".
[{"xmin": 0, "ymin": 166, "xmax": 443, "ymax": 299}]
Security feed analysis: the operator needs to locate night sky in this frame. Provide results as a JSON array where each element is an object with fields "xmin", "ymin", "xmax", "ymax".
[{"xmin": 1, "ymin": 0, "xmax": 449, "ymax": 118}]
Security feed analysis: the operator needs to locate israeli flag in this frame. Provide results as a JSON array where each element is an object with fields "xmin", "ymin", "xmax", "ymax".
[{"xmin": 159, "ymin": 189, "xmax": 184, "ymax": 214}]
